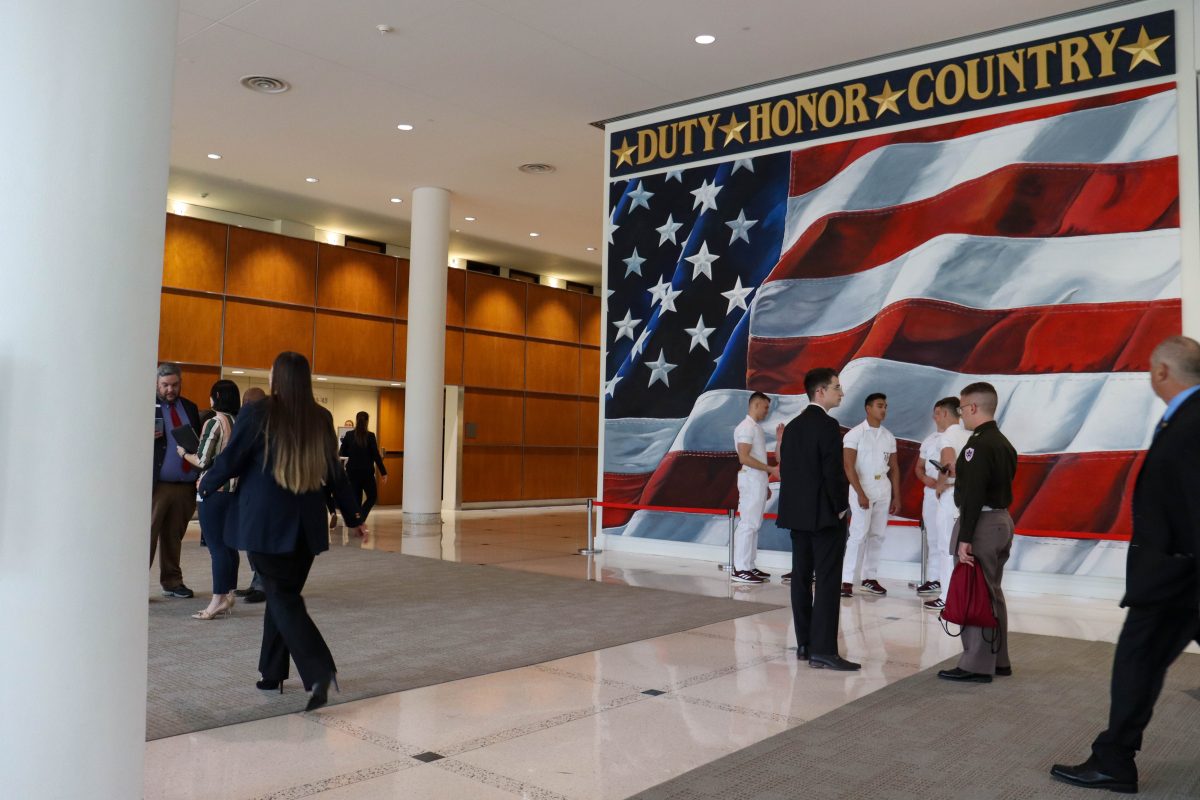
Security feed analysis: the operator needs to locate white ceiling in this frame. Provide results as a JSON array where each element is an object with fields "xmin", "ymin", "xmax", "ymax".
[{"xmin": 169, "ymin": 0, "xmax": 1101, "ymax": 284}]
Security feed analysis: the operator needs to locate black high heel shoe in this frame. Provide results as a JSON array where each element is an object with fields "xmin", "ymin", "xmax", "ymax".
[
  {"xmin": 256, "ymin": 679, "xmax": 284, "ymax": 694},
  {"xmin": 305, "ymin": 672, "xmax": 339, "ymax": 711}
]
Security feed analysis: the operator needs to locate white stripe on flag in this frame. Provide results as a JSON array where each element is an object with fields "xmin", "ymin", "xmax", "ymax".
[
  {"xmin": 781, "ymin": 91, "xmax": 1177, "ymax": 252},
  {"xmin": 750, "ymin": 230, "xmax": 1180, "ymax": 339},
  {"xmin": 604, "ymin": 417, "xmax": 687, "ymax": 474},
  {"xmin": 666, "ymin": 360, "xmax": 1163, "ymax": 455}
]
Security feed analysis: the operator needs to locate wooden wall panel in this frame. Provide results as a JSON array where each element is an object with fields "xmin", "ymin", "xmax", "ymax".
[
  {"xmin": 378, "ymin": 387, "xmax": 405, "ymax": 453},
  {"xmin": 580, "ymin": 294, "xmax": 602, "ymax": 347},
  {"xmin": 158, "ymin": 292, "xmax": 222, "ymax": 366},
  {"xmin": 580, "ymin": 398, "xmax": 600, "ymax": 447},
  {"xmin": 393, "ymin": 322, "xmax": 408, "ymax": 381},
  {"xmin": 524, "ymin": 397, "xmax": 579, "ymax": 446},
  {"xmin": 464, "ymin": 389, "xmax": 523, "ymax": 445},
  {"xmin": 522, "ymin": 448, "xmax": 580, "ymax": 500},
  {"xmin": 376, "ymin": 457, "xmax": 404, "ymax": 505},
  {"xmin": 526, "ymin": 284, "xmax": 581, "ymax": 342},
  {"xmin": 316, "ymin": 244, "xmax": 397, "ymax": 317},
  {"xmin": 313, "ymin": 313, "xmax": 392, "ymax": 379},
  {"xmin": 396, "ymin": 259, "xmax": 410, "ymax": 321},
  {"xmin": 175, "ymin": 365, "xmax": 223, "ymax": 404},
  {"xmin": 579, "ymin": 347, "xmax": 601, "ymax": 398},
  {"xmin": 463, "ymin": 332, "xmax": 524, "ymax": 390},
  {"xmin": 526, "ymin": 342, "xmax": 579, "ymax": 395},
  {"xmin": 226, "ymin": 227, "xmax": 318, "ymax": 306},
  {"xmin": 579, "ymin": 448, "xmax": 599, "ymax": 498},
  {"xmin": 445, "ymin": 328, "xmax": 464, "ymax": 385},
  {"xmin": 465, "ymin": 272, "xmax": 525, "ymax": 335},
  {"xmin": 463, "ymin": 446, "xmax": 523, "ymax": 502},
  {"xmin": 163, "ymin": 214, "xmax": 226, "ymax": 293},
  {"xmin": 446, "ymin": 268, "xmax": 465, "ymax": 327},
  {"xmin": 223, "ymin": 301, "xmax": 314, "ymax": 370}
]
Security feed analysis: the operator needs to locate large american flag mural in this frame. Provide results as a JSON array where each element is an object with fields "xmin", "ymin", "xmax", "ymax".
[{"xmin": 600, "ymin": 8, "xmax": 1185, "ymax": 574}]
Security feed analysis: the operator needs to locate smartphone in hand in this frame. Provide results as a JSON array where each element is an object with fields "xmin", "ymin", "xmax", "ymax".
[{"xmin": 927, "ymin": 458, "xmax": 949, "ymax": 474}]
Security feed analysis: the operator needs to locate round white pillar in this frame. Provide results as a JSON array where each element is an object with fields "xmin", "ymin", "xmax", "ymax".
[
  {"xmin": 0, "ymin": 3, "xmax": 177, "ymax": 798},
  {"xmin": 402, "ymin": 187, "xmax": 451, "ymax": 522}
]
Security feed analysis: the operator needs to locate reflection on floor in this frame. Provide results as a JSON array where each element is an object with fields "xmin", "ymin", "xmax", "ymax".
[{"xmin": 145, "ymin": 507, "xmax": 1173, "ymax": 800}]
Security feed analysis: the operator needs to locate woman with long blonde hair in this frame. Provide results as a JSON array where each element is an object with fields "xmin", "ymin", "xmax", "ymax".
[{"xmin": 200, "ymin": 352, "xmax": 365, "ymax": 710}]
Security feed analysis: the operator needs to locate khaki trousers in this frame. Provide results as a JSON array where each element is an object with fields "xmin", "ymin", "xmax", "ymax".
[
  {"xmin": 151, "ymin": 481, "xmax": 197, "ymax": 589},
  {"xmin": 950, "ymin": 510, "xmax": 1013, "ymax": 674}
]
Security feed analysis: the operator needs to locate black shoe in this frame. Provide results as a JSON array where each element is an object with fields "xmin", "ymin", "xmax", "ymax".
[
  {"xmin": 937, "ymin": 667, "xmax": 992, "ymax": 683},
  {"xmin": 243, "ymin": 590, "xmax": 266, "ymax": 603},
  {"xmin": 1050, "ymin": 759, "xmax": 1137, "ymax": 793},
  {"xmin": 305, "ymin": 672, "xmax": 340, "ymax": 712},
  {"xmin": 256, "ymin": 679, "xmax": 284, "ymax": 694},
  {"xmin": 809, "ymin": 654, "xmax": 860, "ymax": 671},
  {"xmin": 995, "ymin": 666, "xmax": 1012, "ymax": 677},
  {"xmin": 234, "ymin": 588, "xmax": 252, "ymax": 597},
  {"xmin": 796, "ymin": 645, "xmax": 810, "ymax": 661},
  {"xmin": 161, "ymin": 584, "xmax": 194, "ymax": 598}
]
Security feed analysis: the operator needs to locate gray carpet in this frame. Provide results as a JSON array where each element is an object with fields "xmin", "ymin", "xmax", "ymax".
[
  {"xmin": 147, "ymin": 542, "xmax": 778, "ymax": 740},
  {"xmin": 631, "ymin": 632, "xmax": 1200, "ymax": 800}
]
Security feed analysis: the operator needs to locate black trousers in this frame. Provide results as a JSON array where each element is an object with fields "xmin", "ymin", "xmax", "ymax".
[
  {"xmin": 790, "ymin": 524, "xmax": 847, "ymax": 655},
  {"xmin": 349, "ymin": 470, "xmax": 378, "ymax": 520},
  {"xmin": 1091, "ymin": 606, "xmax": 1200, "ymax": 777},
  {"xmin": 250, "ymin": 544, "xmax": 335, "ymax": 690}
]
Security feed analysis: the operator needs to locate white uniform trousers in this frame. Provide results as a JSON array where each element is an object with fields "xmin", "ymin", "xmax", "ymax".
[
  {"xmin": 734, "ymin": 471, "xmax": 768, "ymax": 572},
  {"xmin": 842, "ymin": 482, "xmax": 890, "ymax": 584},
  {"xmin": 935, "ymin": 489, "xmax": 959, "ymax": 601},
  {"xmin": 921, "ymin": 487, "xmax": 942, "ymax": 582}
]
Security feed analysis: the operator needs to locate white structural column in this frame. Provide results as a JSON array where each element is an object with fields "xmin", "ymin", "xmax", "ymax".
[
  {"xmin": 403, "ymin": 187, "xmax": 452, "ymax": 522},
  {"xmin": 0, "ymin": 3, "xmax": 177, "ymax": 799}
]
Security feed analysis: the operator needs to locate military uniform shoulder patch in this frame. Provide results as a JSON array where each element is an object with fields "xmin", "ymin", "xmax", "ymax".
[{"xmin": 964, "ymin": 447, "xmax": 975, "ymax": 462}]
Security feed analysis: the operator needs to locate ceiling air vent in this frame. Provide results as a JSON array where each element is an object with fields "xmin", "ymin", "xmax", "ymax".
[
  {"xmin": 240, "ymin": 75, "xmax": 291, "ymax": 94},
  {"xmin": 518, "ymin": 163, "xmax": 556, "ymax": 174}
]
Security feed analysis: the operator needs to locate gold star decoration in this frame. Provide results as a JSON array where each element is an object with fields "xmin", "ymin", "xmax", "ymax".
[
  {"xmin": 1119, "ymin": 25, "xmax": 1169, "ymax": 70},
  {"xmin": 718, "ymin": 113, "xmax": 748, "ymax": 146},
  {"xmin": 870, "ymin": 80, "xmax": 904, "ymax": 118},
  {"xmin": 611, "ymin": 137, "xmax": 636, "ymax": 168}
]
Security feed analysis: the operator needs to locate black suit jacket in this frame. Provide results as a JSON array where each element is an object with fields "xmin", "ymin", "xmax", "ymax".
[
  {"xmin": 198, "ymin": 401, "xmax": 363, "ymax": 556},
  {"xmin": 153, "ymin": 395, "xmax": 201, "ymax": 484},
  {"xmin": 775, "ymin": 404, "xmax": 849, "ymax": 531},
  {"xmin": 1123, "ymin": 389, "xmax": 1200, "ymax": 609}
]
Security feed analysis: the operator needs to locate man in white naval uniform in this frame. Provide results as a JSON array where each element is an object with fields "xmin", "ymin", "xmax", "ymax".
[
  {"xmin": 732, "ymin": 392, "xmax": 778, "ymax": 584},
  {"xmin": 928, "ymin": 401, "xmax": 973, "ymax": 610},
  {"xmin": 842, "ymin": 393, "xmax": 900, "ymax": 597},
  {"xmin": 914, "ymin": 397, "xmax": 966, "ymax": 597}
]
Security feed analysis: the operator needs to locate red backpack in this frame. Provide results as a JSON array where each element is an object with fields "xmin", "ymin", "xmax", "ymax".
[{"xmin": 940, "ymin": 560, "xmax": 999, "ymax": 650}]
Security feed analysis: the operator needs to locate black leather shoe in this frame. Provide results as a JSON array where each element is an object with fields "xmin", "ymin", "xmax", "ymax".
[
  {"xmin": 234, "ymin": 588, "xmax": 252, "ymax": 597},
  {"xmin": 305, "ymin": 672, "xmax": 340, "ymax": 712},
  {"xmin": 256, "ymin": 679, "xmax": 284, "ymax": 694},
  {"xmin": 1050, "ymin": 760, "xmax": 1137, "ymax": 793},
  {"xmin": 809, "ymin": 654, "xmax": 860, "ymax": 671},
  {"xmin": 243, "ymin": 590, "xmax": 267, "ymax": 603},
  {"xmin": 995, "ymin": 666, "xmax": 1012, "ymax": 677},
  {"xmin": 937, "ymin": 667, "xmax": 992, "ymax": 683},
  {"xmin": 796, "ymin": 645, "xmax": 810, "ymax": 661}
]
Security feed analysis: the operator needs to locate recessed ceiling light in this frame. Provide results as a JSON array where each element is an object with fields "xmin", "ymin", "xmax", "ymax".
[
  {"xmin": 207, "ymin": 153, "xmax": 222, "ymax": 160},
  {"xmin": 390, "ymin": 382, "xmax": 402, "ymax": 386},
  {"xmin": 230, "ymin": 369, "xmax": 245, "ymax": 375},
  {"xmin": 390, "ymin": 197, "xmax": 403, "ymax": 203},
  {"xmin": 396, "ymin": 123, "xmax": 414, "ymax": 131},
  {"xmin": 316, "ymin": 377, "xmax": 328, "ymax": 381},
  {"xmin": 529, "ymin": 232, "xmax": 540, "ymax": 237},
  {"xmin": 464, "ymin": 216, "xmax": 476, "ymax": 221},
  {"xmin": 305, "ymin": 177, "xmax": 319, "ymax": 183},
  {"xmin": 586, "ymin": 246, "xmax": 596, "ymax": 251},
  {"xmin": 518, "ymin": 162, "xmax": 556, "ymax": 174},
  {"xmin": 695, "ymin": 34, "xmax": 716, "ymax": 44}
]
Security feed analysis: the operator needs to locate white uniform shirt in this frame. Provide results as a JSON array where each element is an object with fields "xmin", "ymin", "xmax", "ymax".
[
  {"xmin": 918, "ymin": 432, "xmax": 942, "ymax": 484},
  {"xmin": 843, "ymin": 420, "xmax": 897, "ymax": 495},
  {"xmin": 733, "ymin": 415, "xmax": 767, "ymax": 479},
  {"xmin": 938, "ymin": 423, "xmax": 972, "ymax": 485}
]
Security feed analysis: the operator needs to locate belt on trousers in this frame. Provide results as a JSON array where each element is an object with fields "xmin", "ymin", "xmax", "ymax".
[{"xmin": 981, "ymin": 505, "xmax": 1008, "ymax": 512}]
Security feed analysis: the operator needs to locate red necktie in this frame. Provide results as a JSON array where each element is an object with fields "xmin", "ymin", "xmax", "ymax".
[{"xmin": 169, "ymin": 404, "xmax": 192, "ymax": 474}]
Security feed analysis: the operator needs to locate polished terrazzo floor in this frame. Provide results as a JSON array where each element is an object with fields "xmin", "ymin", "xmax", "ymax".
[{"xmin": 145, "ymin": 507, "xmax": 1185, "ymax": 800}]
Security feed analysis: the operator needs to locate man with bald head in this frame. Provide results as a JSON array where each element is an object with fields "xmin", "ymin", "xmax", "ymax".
[{"xmin": 1052, "ymin": 336, "xmax": 1200, "ymax": 793}]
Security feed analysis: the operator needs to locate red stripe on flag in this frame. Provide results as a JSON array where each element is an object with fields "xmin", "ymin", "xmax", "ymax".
[
  {"xmin": 789, "ymin": 83, "xmax": 1174, "ymax": 197},
  {"xmin": 747, "ymin": 300, "xmax": 1181, "ymax": 393},
  {"xmin": 601, "ymin": 471, "xmax": 653, "ymax": 527},
  {"xmin": 771, "ymin": 158, "xmax": 1179, "ymax": 283}
]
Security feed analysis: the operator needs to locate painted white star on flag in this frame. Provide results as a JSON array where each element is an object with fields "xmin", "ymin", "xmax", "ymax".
[
  {"xmin": 606, "ymin": 213, "xmax": 620, "ymax": 245},
  {"xmin": 658, "ymin": 286, "xmax": 682, "ymax": 314},
  {"xmin": 612, "ymin": 309, "xmax": 641, "ymax": 340},
  {"xmin": 604, "ymin": 374, "xmax": 622, "ymax": 397},
  {"xmin": 684, "ymin": 241, "xmax": 719, "ymax": 281},
  {"xmin": 647, "ymin": 276, "xmax": 671, "ymax": 306},
  {"xmin": 665, "ymin": 170, "xmax": 683, "ymax": 182},
  {"xmin": 630, "ymin": 326, "xmax": 652, "ymax": 357},
  {"xmin": 683, "ymin": 315, "xmax": 716, "ymax": 352},
  {"xmin": 645, "ymin": 349, "xmax": 677, "ymax": 387},
  {"xmin": 726, "ymin": 209, "xmax": 758, "ymax": 244},
  {"xmin": 721, "ymin": 277, "xmax": 753, "ymax": 315},
  {"xmin": 622, "ymin": 247, "xmax": 646, "ymax": 278},
  {"xmin": 731, "ymin": 158, "xmax": 755, "ymax": 174},
  {"xmin": 656, "ymin": 214, "xmax": 683, "ymax": 246},
  {"xmin": 690, "ymin": 178, "xmax": 722, "ymax": 213},
  {"xmin": 627, "ymin": 181, "xmax": 654, "ymax": 211}
]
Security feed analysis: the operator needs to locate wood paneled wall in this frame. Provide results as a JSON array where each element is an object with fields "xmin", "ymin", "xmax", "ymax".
[{"xmin": 158, "ymin": 212, "xmax": 602, "ymax": 505}]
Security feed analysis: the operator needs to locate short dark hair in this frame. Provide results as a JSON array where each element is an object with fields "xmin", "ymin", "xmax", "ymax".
[
  {"xmin": 748, "ymin": 391, "xmax": 770, "ymax": 406},
  {"xmin": 960, "ymin": 381, "xmax": 999, "ymax": 414},
  {"xmin": 934, "ymin": 396, "xmax": 960, "ymax": 416},
  {"xmin": 209, "ymin": 379, "xmax": 242, "ymax": 415},
  {"xmin": 804, "ymin": 368, "xmax": 838, "ymax": 400},
  {"xmin": 864, "ymin": 392, "xmax": 886, "ymax": 407}
]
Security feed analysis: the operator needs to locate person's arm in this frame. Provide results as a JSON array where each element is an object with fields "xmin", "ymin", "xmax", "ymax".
[
  {"xmin": 736, "ymin": 442, "xmax": 775, "ymax": 475},
  {"xmin": 916, "ymin": 456, "xmax": 936, "ymax": 489},
  {"xmin": 887, "ymin": 452, "xmax": 901, "ymax": 514},
  {"xmin": 953, "ymin": 446, "xmax": 989, "ymax": 554},
  {"xmin": 183, "ymin": 417, "xmax": 220, "ymax": 470},
  {"xmin": 371, "ymin": 433, "xmax": 388, "ymax": 479},
  {"xmin": 936, "ymin": 445, "xmax": 956, "ymax": 497},
  {"xmin": 198, "ymin": 404, "xmax": 261, "ymax": 497},
  {"xmin": 820, "ymin": 423, "xmax": 849, "ymax": 517},
  {"xmin": 843, "ymin": 449, "xmax": 868, "ymax": 509}
]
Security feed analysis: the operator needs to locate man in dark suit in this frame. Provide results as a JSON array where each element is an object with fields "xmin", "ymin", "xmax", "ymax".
[
  {"xmin": 775, "ymin": 367, "xmax": 859, "ymax": 671},
  {"xmin": 151, "ymin": 363, "xmax": 202, "ymax": 598},
  {"xmin": 1052, "ymin": 336, "xmax": 1200, "ymax": 794}
]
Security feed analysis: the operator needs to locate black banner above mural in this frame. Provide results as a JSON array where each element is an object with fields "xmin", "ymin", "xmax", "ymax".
[{"xmin": 608, "ymin": 10, "xmax": 1175, "ymax": 177}]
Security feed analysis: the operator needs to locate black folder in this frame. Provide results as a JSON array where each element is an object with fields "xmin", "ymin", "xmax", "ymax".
[{"xmin": 172, "ymin": 424, "xmax": 201, "ymax": 455}]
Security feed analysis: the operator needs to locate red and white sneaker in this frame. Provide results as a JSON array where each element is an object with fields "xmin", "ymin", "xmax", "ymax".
[
  {"xmin": 750, "ymin": 569, "xmax": 772, "ymax": 579},
  {"xmin": 923, "ymin": 597, "xmax": 945, "ymax": 610},
  {"xmin": 731, "ymin": 570, "xmax": 765, "ymax": 584},
  {"xmin": 915, "ymin": 580, "xmax": 940, "ymax": 595},
  {"xmin": 861, "ymin": 579, "xmax": 887, "ymax": 595},
  {"xmin": 840, "ymin": 582, "xmax": 853, "ymax": 597}
]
